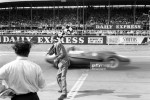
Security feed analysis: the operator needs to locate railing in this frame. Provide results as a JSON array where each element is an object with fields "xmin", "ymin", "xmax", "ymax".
[{"xmin": 0, "ymin": 30, "xmax": 150, "ymax": 36}]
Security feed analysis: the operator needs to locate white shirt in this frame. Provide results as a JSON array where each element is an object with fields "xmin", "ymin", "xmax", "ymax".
[{"xmin": 0, "ymin": 56, "xmax": 45, "ymax": 95}]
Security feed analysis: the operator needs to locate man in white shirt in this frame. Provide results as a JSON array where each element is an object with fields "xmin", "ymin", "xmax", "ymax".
[{"xmin": 0, "ymin": 41, "xmax": 45, "ymax": 100}]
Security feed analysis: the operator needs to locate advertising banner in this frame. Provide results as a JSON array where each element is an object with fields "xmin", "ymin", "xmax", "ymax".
[
  {"xmin": 94, "ymin": 24, "xmax": 143, "ymax": 30},
  {"xmin": 0, "ymin": 35, "xmax": 106, "ymax": 45},
  {"xmin": 87, "ymin": 36, "xmax": 106, "ymax": 45},
  {"xmin": 107, "ymin": 36, "xmax": 147, "ymax": 44}
]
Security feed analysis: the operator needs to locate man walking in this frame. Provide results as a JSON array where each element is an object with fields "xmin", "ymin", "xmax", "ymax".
[
  {"xmin": 0, "ymin": 41, "xmax": 45, "ymax": 100},
  {"xmin": 49, "ymin": 35, "xmax": 70, "ymax": 100}
]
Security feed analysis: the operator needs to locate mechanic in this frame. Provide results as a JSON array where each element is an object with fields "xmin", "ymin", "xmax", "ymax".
[
  {"xmin": 49, "ymin": 35, "xmax": 70, "ymax": 100},
  {"xmin": 0, "ymin": 40, "xmax": 45, "ymax": 100}
]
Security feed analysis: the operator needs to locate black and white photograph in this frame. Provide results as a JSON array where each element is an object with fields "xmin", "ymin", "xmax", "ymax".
[{"xmin": 0, "ymin": 0, "xmax": 150, "ymax": 100}]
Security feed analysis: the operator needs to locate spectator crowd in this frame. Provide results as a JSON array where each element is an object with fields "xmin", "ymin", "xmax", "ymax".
[{"xmin": 0, "ymin": 6, "xmax": 149, "ymax": 36}]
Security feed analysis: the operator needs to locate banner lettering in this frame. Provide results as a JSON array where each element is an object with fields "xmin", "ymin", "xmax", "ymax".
[
  {"xmin": 107, "ymin": 36, "xmax": 147, "ymax": 44},
  {"xmin": 94, "ymin": 24, "xmax": 143, "ymax": 30},
  {"xmin": 0, "ymin": 35, "xmax": 106, "ymax": 45}
]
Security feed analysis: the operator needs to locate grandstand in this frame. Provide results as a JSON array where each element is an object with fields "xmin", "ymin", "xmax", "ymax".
[{"xmin": 0, "ymin": 0, "xmax": 149, "ymax": 37}]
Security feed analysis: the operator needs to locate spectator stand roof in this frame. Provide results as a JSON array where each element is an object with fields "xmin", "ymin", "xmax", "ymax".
[{"xmin": 0, "ymin": 0, "xmax": 150, "ymax": 8}]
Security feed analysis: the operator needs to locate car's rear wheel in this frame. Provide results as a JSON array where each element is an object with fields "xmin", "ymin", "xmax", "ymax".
[{"xmin": 106, "ymin": 57, "xmax": 120, "ymax": 69}]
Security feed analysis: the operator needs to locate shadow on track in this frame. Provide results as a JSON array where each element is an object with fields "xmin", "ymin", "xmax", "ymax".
[
  {"xmin": 75, "ymin": 89, "xmax": 114, "ymax": 98},
  {"xmin": 68, "ymin": 65, "xmax": 90, "ymax": 70},
  {"xmin": 110, "ymin": 66, "xmax": 139, "ymax": 71},
  {"xmin": 68, "ymin": 65, "xmax": 139, "ymax": 71}
]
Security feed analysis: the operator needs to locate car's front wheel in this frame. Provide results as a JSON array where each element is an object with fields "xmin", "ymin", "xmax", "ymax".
[{"xmin": 106, "ymin": 57, "xmax": 120, "ymax": 69}]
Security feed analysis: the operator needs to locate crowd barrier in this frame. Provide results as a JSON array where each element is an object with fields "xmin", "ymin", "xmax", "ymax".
[{"xmin": 0, "ymin": 35, "xmax": 149, "ymax": 45}]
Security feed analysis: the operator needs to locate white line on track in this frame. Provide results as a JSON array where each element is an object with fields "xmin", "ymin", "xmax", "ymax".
[{"xmin": 66, "ymin": 71, "xmax": 88, "ymax": 100}]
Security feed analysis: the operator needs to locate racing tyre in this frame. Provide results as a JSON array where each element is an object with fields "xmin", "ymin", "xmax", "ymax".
[{"xmin": 106, "ymin": 57, "xmax": 120, "ymax": 69}]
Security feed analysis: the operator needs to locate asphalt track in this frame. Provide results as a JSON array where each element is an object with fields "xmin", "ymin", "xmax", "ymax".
[{"xmin": 0, "ymin": 51, "xmax": 150, "ymax": 100}]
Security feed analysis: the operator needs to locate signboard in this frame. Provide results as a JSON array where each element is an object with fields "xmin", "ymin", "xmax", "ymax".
[
  {"xmin": 0, "ymin": 35, "xmax": 106, "ymax": 45},
  {"xmin": 94, "ymin": 24, "xmax": 143, "ymax": 30},
  {"xmin": 87, "ymin": 36, "xmax": 106, "ymax": 45},
  {"xmin": 88, "ymin": 37, "xmax": 103, "ymax": 44},
  {"xmin": 107, "ymin": 36, "xmax": 147, "ymax": 44}
]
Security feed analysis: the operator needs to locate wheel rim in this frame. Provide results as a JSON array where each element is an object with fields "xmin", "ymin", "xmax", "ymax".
[{"xmin": 108, "ymin": 58, "xmax": 119, "ymax": 68}]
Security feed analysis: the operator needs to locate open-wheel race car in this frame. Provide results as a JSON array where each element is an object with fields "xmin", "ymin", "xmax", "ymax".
[{"xmin": 45, "ymin": 46, "xmax": 130, "ymax": 69}]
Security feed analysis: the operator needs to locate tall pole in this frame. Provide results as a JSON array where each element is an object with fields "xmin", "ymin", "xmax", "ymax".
[
  {"xmin": 30, "ymin": 4, "xmax": 33, "ymax": 30},
  {"xmin": 83, "ymin": 0, "xmax": 85, "ymax": 30},
  {"xmin": 133, "ymin": 0, "xmax": 136, "ymax": 24},
  {"xmin": 108, "ymin": 0, "xmax": 110, "ymax": 24},
  {"xmin": 76, "ymin": 0, "xmax": 79, "ymax": 30},
  {"xmin": 53, "ymin": 2, "xmax": 55, "ymax": 29},
  {"xmin": 8, "ymin": 6, "xmax": 11, "ymax": 30},
  {"xmin": 148, "ymin": 10, "xmax": 150, "ymax": 34}
]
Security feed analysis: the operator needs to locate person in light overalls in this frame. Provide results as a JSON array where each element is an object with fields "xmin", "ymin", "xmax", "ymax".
[{"xmin": 50, "ymin": 35, "xmax": 70, "ymax": 100}]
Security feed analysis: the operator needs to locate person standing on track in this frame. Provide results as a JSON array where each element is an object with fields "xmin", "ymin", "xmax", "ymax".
[
  {"xmin": 0, "ymin": 40, "xmax": 45, "ymax": 100},
  {"xmin": 48, "ymin": 35, "xmax": 70, "ymax": 100}
]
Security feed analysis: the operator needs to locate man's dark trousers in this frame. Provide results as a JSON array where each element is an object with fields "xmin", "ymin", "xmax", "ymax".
[{"xmin": 11, "ymin": 92, "xmax": 39, "ymax": 100}]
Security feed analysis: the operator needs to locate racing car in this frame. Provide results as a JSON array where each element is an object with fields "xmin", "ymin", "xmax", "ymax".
[{"xmin": 45, "ymin": 46, "xmax": 130, "ymax": 69}]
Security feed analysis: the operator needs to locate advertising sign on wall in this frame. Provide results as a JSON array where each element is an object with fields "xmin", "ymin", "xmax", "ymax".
[
  {"xmin": 94, "ymin": 24, "xmax": 143, "ymax": 30},
  {"xmin": 87, "ymin": 36, "xmax": 106, "ymax": 44},
  {"xmin": 0, "ymin": 35, "xmax": 106, "ymax": 45},
  {"xmin": 107, "ymin": 36, "xmax": 147, "ymax": 44}
]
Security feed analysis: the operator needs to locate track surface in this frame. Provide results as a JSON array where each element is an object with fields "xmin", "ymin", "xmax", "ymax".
[{"xmin": 0, "ymin": 50, "xmax": 150, "ymax": 100}]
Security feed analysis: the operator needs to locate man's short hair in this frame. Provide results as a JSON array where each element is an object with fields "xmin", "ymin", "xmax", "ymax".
[{"xmin": 12, "ymin": 41, "xmax": 32, "ymax": 57}]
